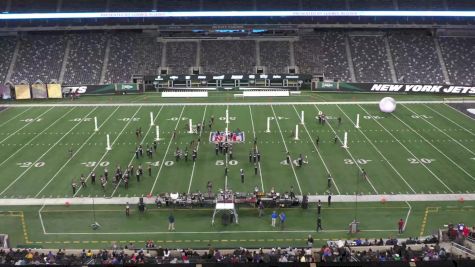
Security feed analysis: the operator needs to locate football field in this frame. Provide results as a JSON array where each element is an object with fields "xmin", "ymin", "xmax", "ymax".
[{"xmin": 0, "ymin": 94, "xmax": 475, "ymax": 248}]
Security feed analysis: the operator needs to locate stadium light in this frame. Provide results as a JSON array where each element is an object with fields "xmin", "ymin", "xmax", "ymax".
[{"xmin": 0, "ymin": 11, "xmax": 474, "ymax": 20}]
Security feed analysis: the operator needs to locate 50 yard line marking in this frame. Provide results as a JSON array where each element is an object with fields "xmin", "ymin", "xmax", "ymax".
[
  {"xmin": 291, "ymin": 105, "xmax": 340, "ymax": 195},
  {"xmin": 0, "ymin": 107, "xmax": 97, "ymax": 197},
  {"xmin": 110, "ymin": 106, "xmax": 164, "ymax": 197},
  {"xmin": 336, "ymin": 105, "xmax": 416, "ymax": 194},
  {"xmin": 74, "ymin": 106, "xmax": 143, "ymax": 197},
  {"xmin": 35, "ymin": 107, "xmax": 121, "ymax": 198},
  {"xmin": 270, "ymin": 105, "xmax": 302, "ymax": 195},
  {"xmin": 187, "ymin": 105, "xmax": 208, "ymax": 194},
  {"xmin": 358, "ymin": 105, "xmax": 454, "ymax": 193},
  {"xmin": 225, "ymin": 105, "xmax": 229, "ymax": 191},
  {"xmin": 248, "ymin": 105, "xmax": 264, "ymax": 192},
  {"xmin": 0, "ymin": 107, "xmax": 54, "ymax": 145},
  {"xmin": 149, "ymin": 106, "xmax": 185, "ymax": 194},
  {"xmin": 314, "ymin": 104, "xmax": 379, "ymax": 194}
]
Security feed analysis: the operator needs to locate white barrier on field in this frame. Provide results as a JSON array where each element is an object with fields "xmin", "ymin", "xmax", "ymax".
[
  {"xmin": 162, "ymin": 91, "xmax": 208, "ymax": 98},
  {"xmin": 242, "ymin": 90, "xmax": 289, "ymax": 97}
]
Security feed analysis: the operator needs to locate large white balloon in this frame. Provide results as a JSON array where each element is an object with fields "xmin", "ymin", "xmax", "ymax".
[{"xmin": 379, "ymin": 97, "xmax": 397, "ymax": 113}]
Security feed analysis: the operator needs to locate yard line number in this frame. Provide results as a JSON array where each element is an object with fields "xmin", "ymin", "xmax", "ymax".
[
  {"xmin": 216, "ymin": 160, "xmax": 238, "ymax": 166},
  {"xmin": 81, "ymin": 161, "xmax": 110, "ymax": 167},
  {"xmin": 344, "ymin": 159, "xmax": 372, "ymax": 165},
  {"xmin": 20, "ymin": 118, "xmax": 42, "ymax": 122},
  {"xmin": 407, "ymin": 158, "xmax": 435, "ymax": 164},
  {"xmin": 17, "ymin": 161, "xmax": 45, "ymax": 168},
  {"xmin": 146, "ymin": 161, "xmax": 175, "ymax": 167}
]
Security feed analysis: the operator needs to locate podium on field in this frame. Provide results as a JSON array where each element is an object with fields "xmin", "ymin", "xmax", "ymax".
[{"xmin": 211, "ymin": 191, "xmax": 239, "ymax": 225}]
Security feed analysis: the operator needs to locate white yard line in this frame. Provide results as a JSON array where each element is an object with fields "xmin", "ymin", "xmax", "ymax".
[
  {"xmin": 42, "ymin": 229, "xmax": 399, "ymax": 235},
  {"xmin": 73, "ymin": 106, "xmax": 143, "ymax": 197},
  {"xmin": 291, "ymin": 105, "xmax": 341, "ymax": 195},
  {"xmin": 313, "ymin": 104, "xmax": 379, "ymax": 194},
  {"xmin": 336, "ymin": 105, "xmax": 416, "ymax": 194},
  {"xmin": 395, "ymin": 106, "xmax": 475, "ymax": 181},
  {"xmin": 358, "ymin": 104, "xmax": 455, "ymax": 193},
  {"xmin": 403, "ymin": 201, "xmax": 412, "ymax": 232},
  {"xmin": 0, "ymin": 108, "xmax": 76, "ymax": 168},
  {"xmin": 187, "ymin": 105, "xmax": 208, "ymax": 194},
  {"xmin": 38, "ymin": 204, "xmax": 47, "ymax": 234},
  {"xmin": 35, "ymin": 107, "xmax": 121, "ymax": 198},
  {"xmin": 110, "ymin": 106, "xmax": 165, "ymax": 197},
  {"xmin": 0, "ymin": 107, "xmax": 54, "ymax": 145},
  {"xmin": 149, "ymin": 106, "xmax": 185, "ymax": 194},
  {"xmin": 403, "ymin": 104, "xmax": 475, "ymax": 156},
  {"xmin": 270, "ymin": 105, "xmax": 303, "ymax": 195},
  {"xmin": 444, "ymin": 103, "xmax": 475, "ymax": 122},
  {"xmin": 225, "ymin": 105, "xmax": 229, "ymax": 191},
  {"xmin": 2, "ymin": 99, "xmax": 474, "ymax": 108},
  {"xmin": 0, "ymin": 107, "xmax": 98, "ymax": 196},
  {"xmin": 248, "ymin": 105, "xmax": 265, "ymax": 192},
  {"xmin": 0, "ymin": 107, "xmax": 32, "ymax": 128},
  {"xmin": 425, "ymin": 104, "xmax": 475, "ymax": 137}
]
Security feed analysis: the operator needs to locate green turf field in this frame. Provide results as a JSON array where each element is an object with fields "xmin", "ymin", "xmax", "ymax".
[
  {"xmin": 1, "ymin": 201, "xmax": 474, "ymax": 249},
  {"xmin": 0, "ymin": 93, "xmax": 474, "ymax": 249}
]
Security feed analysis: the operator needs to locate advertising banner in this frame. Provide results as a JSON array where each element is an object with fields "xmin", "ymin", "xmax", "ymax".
[
  {"xmin": 61, "ymin": 84, "xmax": 116, "ymax": 95},
  {"xmin": 316, "ymin": 82, "xmax": 475, "ymax": 95}
]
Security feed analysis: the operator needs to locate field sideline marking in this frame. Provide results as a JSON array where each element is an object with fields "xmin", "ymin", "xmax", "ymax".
[
  {"xmin": 35, "ymin": 107, "xmax": 121, "ymax": 198},
  {"xmin": 270, "ymin": 105, "xmax": 303, "ymax": 195},
  {"xmin": 314, "ymin": 104, "xmax": 379, "ymax": 194},
  {"xmin": 358, "ymin": 104, "xmax": 455, "ymax": 193},
  {"xmin": 0, "ymin": 108, "xmax": 76, "ymax": 169},
  {"xmin": 0, "ymin": 107, "xmax": 32, "ymax": 128},
  {"xmin": 187, "ymin": 105, "xmax": 208, "ymax": 194},
  {"xmin": 291, "ymin": 105, "xmax": 341, "ymax": 195},
  {"xmin": 110, "ymin": 106, "xmax": 164, "ymax": 197},
  {"xmin": 403, "ymin": 104, "xmax": 475, "ymax": 156},
  {"xmin": 0, "ymin": 107, "xmax": 95, "ymax": 196},
  {"xmin": 149, "ymin": 106, "xmax": 185, "ymax": 194},
  {"xmin": 248, "ymin": 105, "xmax": 265, "ymax": 192},
  {"xmin": 42, "ymin": 229, "xmax": 398, "ymax": 235},
  {"xmin": 73, "ymin": 106, "xmax": 143, "ymax": 197},
  {"xmin": 2, "ymin": 100, "xmax": 474, "ymax": 108},
  {"xmin": 395, "ymin": 106, "xmax": 475, "ymax": 181},
  {"xmin": 424, "ymin": 104, "xmax": 475, "ymax": 138},
  {"xmin": 0, "ymin": 107, "xmax": 54, "ymax": 145},
  {"xmin": 403, "ymin": 201, "xmax": 411, "ymax": 232},
  {"xmin": 336, "ymin": 105, "xmax": 416, "ymax": 194},
  {"xmin": 224, "ymin": 104, "xmax": 229, "ymax": 191},
  {"xmin": 38, "ymin": 204, "xmax": 47, "ymax": 234}
]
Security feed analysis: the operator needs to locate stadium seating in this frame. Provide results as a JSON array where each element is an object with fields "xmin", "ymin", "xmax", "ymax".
[
  {"xmin": 108, "ymin": 0, "xmax": 153, "ymax": 12},
  {"xmin": 349, "ymin": 0, "xmax": 394, "ymax": 10},
  {"xmin": 439, "ymin": 37, "xmax": 475, "ymax": 85},
  {"xmin": 4, "ymin": 31, "xmax": 475, "ymax": 85},
  {"xmin": 63, "ymin": 33, "xmax": 108, "ymax": 85},
  {"xmin": 11, "ymin": 35, "xmax": 66, "ymax": 84},
  {"xmin": 165, "ymin": 42, "xmax": 197, "ymax": 75},
  {"xmin": 349, "ymin": 36, "xmax": 392, "ymax": 83},
  {"xmin": 61, "ymin": 0, "xmax": 107, "ymax": 12},
  {"xmin": 201, "ymin": 40, "xmax": 255, "ymax": 74},
  {"xmin": 388, "ymin": 32, "xmax": 445, "ymax": 84},
  {"xmin": 10, "ymin": 0, "xmax": 58, "ymax": 13},
  {"xmin": 259, "ymin": 41, "xmax": 291, "ymax": 73},
  {"xmin": 0, "ymin": 38, "xmax": 17, "ymax": 84}
]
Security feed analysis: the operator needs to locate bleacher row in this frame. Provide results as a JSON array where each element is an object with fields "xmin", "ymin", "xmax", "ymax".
[
  {"xmin": 3, "ymin": 0, "xmax": 475, "ymax": 12},
  {"xmin": 0, "ymin": 31, "xmax": 473, "ymax": 86}
]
